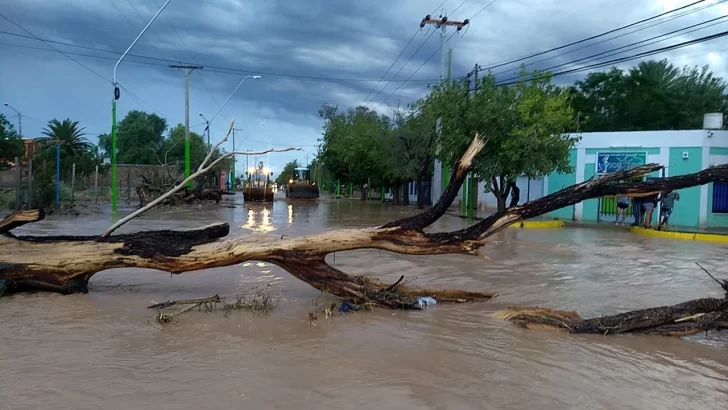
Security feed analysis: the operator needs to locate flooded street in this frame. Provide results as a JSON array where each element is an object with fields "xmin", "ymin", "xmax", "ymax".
[{"xmin": 2, "ymin": 197, "xmax": 728, "ymax": 409}]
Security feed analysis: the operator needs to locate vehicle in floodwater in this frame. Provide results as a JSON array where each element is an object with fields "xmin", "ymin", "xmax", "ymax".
[
  {"xmin": 243, "ymin": 161, "xmax": 274, "ymax": 202},
  {"xmin": 286, "ymin": 167, "xmax": 319, "ymax": 199}
]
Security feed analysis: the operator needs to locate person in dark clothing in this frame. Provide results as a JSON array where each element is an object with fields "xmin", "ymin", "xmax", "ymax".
[
  {"xmin": 631, "ymin": 196, "xmax": 643, "ymax": 226},
  {"xmin": 508, "ymin": 181, "xmax": 520, "ymax": 208}
]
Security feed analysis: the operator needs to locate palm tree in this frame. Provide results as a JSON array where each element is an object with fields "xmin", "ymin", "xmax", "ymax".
[{"xmin": 42, "ymin": 118, "xmax": 92, "ymax": 157}]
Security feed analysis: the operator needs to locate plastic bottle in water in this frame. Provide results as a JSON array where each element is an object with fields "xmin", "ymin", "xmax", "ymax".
[{"xmin": 416, "ymin": 297, "xmax": 437, "ymax": 308}]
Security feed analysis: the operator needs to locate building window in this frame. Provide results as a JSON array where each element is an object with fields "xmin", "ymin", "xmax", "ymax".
[{"xmin": 712, "ymin": 182, "xmax": 728, "ymax": 213}]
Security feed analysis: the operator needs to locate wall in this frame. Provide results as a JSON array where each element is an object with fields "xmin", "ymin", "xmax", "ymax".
[
  {"xmin": 476, "ymin": 176, "xmax": 544, "ymax": 210},
  {"xmin": 667, "ymin": 147, "xmax": 703, "ymax": 227},
  {"xmin": 580, "ymin": 147, "xmax": 661, "ymax": 222},
  {"xmin": 706, "ymin": 147, "xmax": 728, "ymax": 228},
  {"xmin": 546, "ymin": 149, "xmax": 577, "ymax": 220}
]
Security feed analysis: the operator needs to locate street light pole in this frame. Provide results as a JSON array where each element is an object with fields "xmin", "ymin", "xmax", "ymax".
[
  {"xmin": 111, "ymin": 0, "xmax": 171, "ymax": 212},
  {"xmin": 199, "ymin": 113, "xmax": 211, "ymax": 147},
  {"xmin": 232, "ymin": 127, "xmax": 243, "ymax": 190},
  {"xmin": 3, "ymin": 103, "xmax": 22, "ymax": 137},
  {"xmin": 198, "ymin": 75, "xmax": 261, "ymax": 148}
]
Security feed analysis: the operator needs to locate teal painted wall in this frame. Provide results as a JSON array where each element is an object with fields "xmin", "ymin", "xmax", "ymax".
[
  {"xmin": 585, "ymin": 148, "xmax": 660, "ymax": 155},
  {"xmin": 709, "ymin": 147, "xmax": 728, "ymax": 155},
  {"xmin": 547, "ymin": 149, "xmax": 577, "ymax": 220},
  {"xmin": 668, "ymin": 147, "xmax": 703, "ymax": 227},
  {"xmin": 706, "ymin": 183, "xmax": 728, "ymax": 227},
  {"xmin": 583, "ymin": 163, "xmax": 598, "ymax": 221},
  {"xmin": 582, "ymin": 147, "xmax": 661, "ymax": 222}
]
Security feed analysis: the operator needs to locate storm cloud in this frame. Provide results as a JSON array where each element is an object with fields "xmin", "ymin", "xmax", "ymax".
[{"xmin": 1, "ymin": 0, "xmax": 727, "ymax": 171}]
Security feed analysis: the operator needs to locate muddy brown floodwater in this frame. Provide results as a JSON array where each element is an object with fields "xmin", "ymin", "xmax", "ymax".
[{"xmin": 2, "ymin": 198, "xmax": 728, "ymax": 409}]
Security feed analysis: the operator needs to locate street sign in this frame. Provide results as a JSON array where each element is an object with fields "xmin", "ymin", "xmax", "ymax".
[{"xmin": 596, "ymin": 152, "xmax": 647, "ymax": 174}]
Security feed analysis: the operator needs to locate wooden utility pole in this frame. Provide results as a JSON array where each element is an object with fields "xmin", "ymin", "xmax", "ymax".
[{"xmin": 169, "ymin": 64, "xmax": 203, "ymax": 188}]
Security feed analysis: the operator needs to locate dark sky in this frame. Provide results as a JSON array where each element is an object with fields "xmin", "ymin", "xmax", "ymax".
[{"xmin": 1, "ymin": 0, "xmax": 726, "ymax": 172}]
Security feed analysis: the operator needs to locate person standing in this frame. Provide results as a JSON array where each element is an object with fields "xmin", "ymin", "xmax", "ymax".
[
  {"xmin": 615, "ymin": 195, "xmax": 629, "ymax": 225},
  {"xmin": 658, "ymin": 190, "xmax": 680, "ymax": 231},
  {"xmin": 631, "ymin": 196, "xmax": 643, "ymax": 226},
  {"xmin": 642, "ymin": 193, "xmax": 659, "ymax": 228}
]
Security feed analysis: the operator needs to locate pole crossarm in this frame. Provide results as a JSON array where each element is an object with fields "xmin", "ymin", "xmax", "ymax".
[{"xmin": 420, "ymin": 15, "xmax": 469, "ymax": 30}]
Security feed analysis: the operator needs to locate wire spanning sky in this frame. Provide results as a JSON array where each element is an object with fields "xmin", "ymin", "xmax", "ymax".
[{"xmin": 1, "ymin": 0, "xmax": 727, "ymax": 172}]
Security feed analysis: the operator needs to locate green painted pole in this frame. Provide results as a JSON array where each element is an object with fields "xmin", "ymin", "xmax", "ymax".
[
  {"xmin": 337, "ymin": 181, "xmax": 340, "ymax": 197},
  {"xmin": 185, "ymin": 136, "xmax": 191, "ymax": 189},
  {"xmin": 468, "ymin": 178, "xmax": 474, "ymax": 220},
  {"xmin": 349, "ymin": 183, "xmax": 353, "ymax": 197},
  {"xmin": 111, "ymin": 100, "xmax": 117, "ymax": 211},
  {"xmin": 368, "ymin": 177, "xmax": 371, "ymax": 200},
  {"xmin": 443, "ymin": 164, "xmax": 450, "ymax": 190},
  {"xmin": 460, "ymin": 175, "xmax": 469, "ymax": 216},
  {"xmin": 381, "ymin": 186, "xmax": 385, "ymax": 202}
]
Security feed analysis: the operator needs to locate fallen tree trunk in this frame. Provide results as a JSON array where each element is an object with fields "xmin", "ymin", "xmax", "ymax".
[
  {"xmin": 3, "ymin": 130, "xmax": 728, "ymax": 312},
  {"xmin": 496, "ymin": 297, "xmax": 728, "ymax": 336},
  {"xmin": 497, "ymin": 264, "xmax": 728, "ymax": 336}
]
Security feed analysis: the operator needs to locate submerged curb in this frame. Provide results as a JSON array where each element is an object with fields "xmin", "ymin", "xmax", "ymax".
[
  {"xmin": 629, "ymin": 226, "xmax": 728, "ymax": 243},
  {"xmin": 509, "ymin": 220, "xmax": 566, "ymax": 229}
]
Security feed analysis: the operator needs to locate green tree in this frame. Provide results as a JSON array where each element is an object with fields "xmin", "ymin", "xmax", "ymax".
[
  {"xmin": 0, "ymin": 113, "xmax": 23, "ymax": 170},
  {"xmin": 163, "ymin": 124, "xmax": 208, "ymax": 169},
  {"xmin": 571, "ymin": 59, "xmax": 728, "ymax": 131},
  {"xmin": 41, "ymin": 119, "xmax": 92, "ymax": 157},
  {"xmin": 391, "ymin": 103, "xmax": 437, "ymax": 208},
  {"xmin": 429, "ymin": 67, "xmax": 579, "ymax": 211},
  {"xmin": 98, "ymin": 110, "xmax": 167, "ymax": 164},
  {"xmin": 275, "ymin": 159, "xmax": 300, "ymax": 186},
  {"xmin": 317, "ymin": 104, "xmax": 393, "ymax": 199}
]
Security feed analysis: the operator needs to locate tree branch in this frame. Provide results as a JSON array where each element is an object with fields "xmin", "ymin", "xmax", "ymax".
[
  {"xmin": 100, "ymin": 119, "xmax": 301, "ymax": 238},
  {"xmin": 0, "ymin": 210, "xmax": 45, "ymax": 235},
  {"xmin": 382, "ymin": 135, "xmax": 485, "ymax": 230}
]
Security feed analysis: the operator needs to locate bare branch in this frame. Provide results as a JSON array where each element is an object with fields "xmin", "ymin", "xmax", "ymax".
[{"xmin": 101, "ymin": 118, "xmax": 300, "ymax": 238}]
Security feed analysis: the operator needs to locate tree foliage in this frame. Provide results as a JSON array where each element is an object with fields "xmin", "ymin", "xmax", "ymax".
[
  {"xmin": 275, "ymin": 160, "xmax": 299, "ymax": 186},
  {"xmin": 571, "ymin": 59, "xmax": 728, "ymax": 131},
  {"xmin": 0, "ymin": 113, "xmax": 23, "ymax": 170},
  {"xmin": 427, "ymin": 67, "xmax": 579, "ymax": 210},
  {"xmin": 98, "ymin": 110, "xmax": 168, "ymax": 164}
]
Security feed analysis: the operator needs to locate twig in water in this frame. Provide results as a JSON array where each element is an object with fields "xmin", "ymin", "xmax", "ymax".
[{"xmin": 695, "ymin": 262, "xmax": 728, "ymax": 294}]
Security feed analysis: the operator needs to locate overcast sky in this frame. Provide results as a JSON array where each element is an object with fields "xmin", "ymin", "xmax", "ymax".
[{"xmin": 1, "ymin": 0, "xmax": 727, "ymax": 173}]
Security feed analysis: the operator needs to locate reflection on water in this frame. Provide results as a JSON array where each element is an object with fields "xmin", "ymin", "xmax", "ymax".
[
  {"xmin": 2, "ymin": 197, "xmax": 728, "ymax": 409},
  {"xmin": 242, "ymin": 205, "xmax": 276, "ymax": 233}
]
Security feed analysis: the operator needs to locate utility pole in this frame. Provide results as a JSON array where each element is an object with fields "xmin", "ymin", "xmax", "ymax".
[
  {"xmin": 169, "ymin": 64, "xmax": 203, "ymax": 188},
  {"xmin": 232, "ymin": 127, "xmax": 243, "ymax": 189},
  {"xmin": 420, "ymin": 13, "xmax": 469, "ymax": 204},
  {"xmin": 111, "ymin": 0, "xmax": 171, "ymax": 212},
  {"xmin": 420, "ymin": 14, "xmax": 469, "ymax": 80}
]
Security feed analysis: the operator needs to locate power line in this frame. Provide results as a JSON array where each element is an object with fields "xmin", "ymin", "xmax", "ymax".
[
  {"xmin": 403, "ymin": 26, "xmax": 728, "ymax": 119},
  {"xmin": 0, "ymin": 11, "xmax": 111, "ymax": 85},
  {"xmin": 477, "ymin": 0, "xmax": 711, "ymax": 72},
  {"xmin": 490, "ymin": 0, "xmax": 726, "ymax": 75},
  {"xmin": 471, "ymin": 0, "xmax": 500, "ymax": 20},
  {"xmin": 431, "ymin": 0, "xmax": 450, "ymax": 16},
  {"xmin": 494, "ymin": 15, "xmax": 728, "ymax": 78},
  {"xmin": 497, "ymin": 28, "xmax": 728, "ymax": 85},
  {"xmin": 450, "ymin": 0, "xmax": 470, "ymax": 15},
  {"xmin": 360, "ymin": 28, "xmax": 421, "ymax": 105},
  {"xmin": 366, "ymin": 30, "xmax": 438, "ymax": 107},
  {"xmin": 0, "ymin": 31, "xmax": 443, "ymax": 84},
  {"xmin": 374, "ymin": 45, "xmax": 442, "ymax": 111}
]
